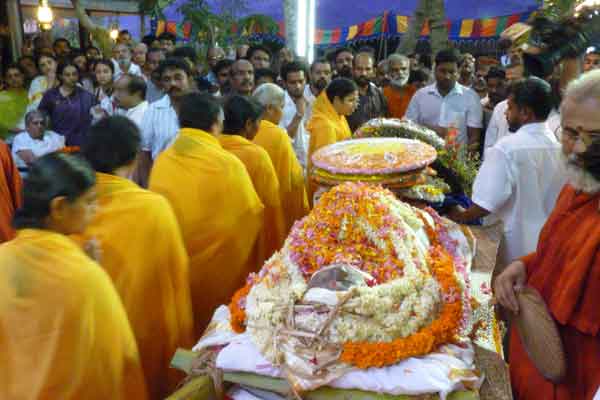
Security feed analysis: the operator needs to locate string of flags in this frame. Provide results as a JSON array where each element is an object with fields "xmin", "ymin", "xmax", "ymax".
[
  {"xmin": 314, "ymin": 10, "xmax": 535, "ymax": 45},
  {"xmin": 150, "ymin": 10, "xmax": 534, "ymax": 46}
]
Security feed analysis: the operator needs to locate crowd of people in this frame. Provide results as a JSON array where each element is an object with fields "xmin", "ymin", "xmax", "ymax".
[{"xmin": 1, "ymin": 27, "xmax": 600, "ymax": 400}]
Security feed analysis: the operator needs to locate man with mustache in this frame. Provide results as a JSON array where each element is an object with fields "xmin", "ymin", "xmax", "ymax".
[
  {"xmin": 383, "ymin": 54, "xmax": 417, "ymax": 119},
  {"xmin": 304, "ymin": 59, "xmax": 332, "ymax": 120},
  {"xmin": 483, "ymin": 61, "xmax": 524, "ymax": 151},
  {"xmin": 280, "ymin": 61, "xmax": 310, "ymax": 168},
  {"xmin": 333, "ymin": 47, "xmax": 354, "ymax": 79},
  {"xmin": 346, "ymin": 52, "xmax": 388, "ymax": 132},
  {"xmin": 406, "ymin": 48, "xmax": 483, "ymax": 149},
  {"xmin": 495, "ymin": 70, "xmax": 600, "ymax": 400},
  {"xmin": 112, "ymin": 43, "xmax": 143, "ymax": 81},
  {"xmin": 230, "ymin": 60, "xmax": 255, "ymax": 97},
  {"xmin": 136, "ymin": 58, "xmax": 193, "ymax": 186},
  {"xmin": 449, "ymin": 77, "xmax": 566, "ymax": 266}
]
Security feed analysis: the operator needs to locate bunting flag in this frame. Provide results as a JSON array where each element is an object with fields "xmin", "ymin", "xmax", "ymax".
[
  {"xmin": 151, "ymin": 9, "xmax": 534, "ymax": 46},
  {"xmin": 152, "ymin": 19, "xmax": 192, "ymax": 40},
  {"xmin": 314, "ymin": 10, "xmax": 535, "ymax": 45}
]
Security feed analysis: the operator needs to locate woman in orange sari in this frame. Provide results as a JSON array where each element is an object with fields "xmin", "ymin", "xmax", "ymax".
[
  {"xmin": 0, "ymin": 153, "xmax": 148, "ymax": 399},
  {"xmin": 306, "ymin": 78, "xmax": 359, "ymax": 201}
]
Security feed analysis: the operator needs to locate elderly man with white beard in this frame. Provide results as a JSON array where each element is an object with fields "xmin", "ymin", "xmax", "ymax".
[
  {"xmin": 494, "ymin": 70, "xmax": 600, "ymax": 400},
  {"xmin": 383, "ymin": 54, "xmax": 417, "ymax": 119}
]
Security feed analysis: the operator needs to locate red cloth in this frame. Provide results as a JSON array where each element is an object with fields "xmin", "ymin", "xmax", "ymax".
[
  {"xmin": 511, "ymin": 184, "xmax": 600, "ymax": 399},
  {"xmin": 0, "ymin": 141, "xmax": 22, "ymax": 243},
  {"xmin": 383, "ymin": 85, "xmax": 417, "ymax": 119}
]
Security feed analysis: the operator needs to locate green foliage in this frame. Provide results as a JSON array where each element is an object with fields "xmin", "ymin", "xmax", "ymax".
[{"xmin": 536, "ymin": 0, "xmax": 577, "ymax": 20}]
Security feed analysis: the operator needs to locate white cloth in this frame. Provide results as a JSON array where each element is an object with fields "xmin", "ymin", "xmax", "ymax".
[
  {"xmin": 116, "ymin": 100, "xmax": 148, "ymax": 129},
  {"xmin": 546, "ymin": 108, "xmax": 561, "ymax": 140},
  {"xmin": 27, "ymin": 76, "xmax": 49, "ymax": 112},
  {"xmin": 472, "ymin": 122, "xmax": 566, "ymax": 263},
  {"xmin": 303, "ymin": 84, "xmax": 317, "ymax": 122},
  {"xmin": 11, "ymin": 130, "xmax": 65, "ymax": 170},
  {"xmin": 280, "ymin": 91, "xmax": 309, "ymax": 169},
  {"xmin": 195, "ymin": 306, "xmax": 481, "ymax": 400},
  {"xmin": 405, "ymin": 83, "xmax": 483, "ymax": 145},
  {"xmin": 483, "ymin": 99, "xmax": 509, "ymax": 152},
  {"xmin": 112, "ymin": 60, "xmax": 143, "ymax": 81},
  {"xmin": 215, "ymin": 332, "xmax": 478, "ymax": 399},
  {"xmin": 140, "ymin": 95, "xmax": 179, "ymax": 159}
]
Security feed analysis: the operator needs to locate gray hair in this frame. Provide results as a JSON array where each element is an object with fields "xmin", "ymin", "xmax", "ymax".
[
  {"xmin": 25, "ymin": 109, "xmax": 47, "ymax": 126},
  {"xmin": 564, "ymin": 69, "xmax": 600, "ymax": 105},
  {"xmin": 253, "ymin": 83, "xmax": 285, "ymax": 108},
  {"xmin": 388, "ymin": 54, "xmax": 409, "ymax": 65}
]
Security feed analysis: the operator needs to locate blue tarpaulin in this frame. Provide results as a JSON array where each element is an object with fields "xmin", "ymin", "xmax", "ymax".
[{"xmin": 162, "ymin": 0, "xmax": 540, "ymax": 31}]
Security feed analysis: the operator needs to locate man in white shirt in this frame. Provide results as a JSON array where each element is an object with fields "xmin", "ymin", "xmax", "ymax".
[
  {"xmin": 483, "ymin": 62, "xmax": 524, "ymax": 151},
  {"xmin": 113, "ymin": 74, "xmax": 149, "ymax": 129},
  {"xmin": 405, "ymin": 48, "xmax": 483, "ymax": 149},
  {"xmin": 12, "ymin": 110, "xmax": 64, "ymax": 172},
  {"xmin": 304, "ymin": 59, "xmax": 332, "ymax": 121},
  {"xmin": 112, "ymin": 43, "xmax": 143, "ymax": 81},
  {"xmin": 136, "ymin": 58, "xmax": 193, "ymax": 186},
  {"xmin": 449, "ymin": 77, "xmax": 566, "ymax": 264},
  {"xmin": 279, "ymin": 61, "xmax": 310, "ymax": 169}
]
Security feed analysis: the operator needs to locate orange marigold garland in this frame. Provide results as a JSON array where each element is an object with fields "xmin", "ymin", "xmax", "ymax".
[
  {"xmin": 227, "ymin": 184, "xmax": 467, "ymax": 368},
  {"xmin": 340, "ymin": 245, "xmax": 463, "ymax": 369},
  {"xmin": 229, "ymin": 283, "xmax": 252, "ymax": 333}
]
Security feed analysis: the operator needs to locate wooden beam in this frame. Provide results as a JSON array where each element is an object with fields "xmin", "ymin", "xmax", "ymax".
[{"xmin": 19, "ymin": 0, "xmax": 139, "ymax": 14}]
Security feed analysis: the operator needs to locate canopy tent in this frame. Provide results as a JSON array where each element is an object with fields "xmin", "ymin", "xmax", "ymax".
[{"xmin": 161, "ymin": 0, "xmax": 539, "ymax": 32}]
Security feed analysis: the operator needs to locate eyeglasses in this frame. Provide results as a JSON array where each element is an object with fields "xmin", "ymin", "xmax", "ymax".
[
  {"xmin": 561, "ymin": 126, "xmax": 600, "ymax": 147},
  {"xmin": 30, "ymin": 120, "xmax": 45, "ymax": 126}
]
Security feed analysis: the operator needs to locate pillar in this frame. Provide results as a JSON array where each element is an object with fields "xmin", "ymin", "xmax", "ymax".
[{"xmin": 6, "ymin": 0, "xmax": 23, "ymax": 62}]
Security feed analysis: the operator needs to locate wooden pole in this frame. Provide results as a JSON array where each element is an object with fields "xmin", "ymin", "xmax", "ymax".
[{"xmin": 6, "ymin": 0, "xmax": 24, "ymax": 62}]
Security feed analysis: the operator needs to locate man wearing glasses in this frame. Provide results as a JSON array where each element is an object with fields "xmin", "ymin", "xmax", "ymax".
[{"xmin": 494, "ymin": 69, "xmax": 600, "ymax": 400}]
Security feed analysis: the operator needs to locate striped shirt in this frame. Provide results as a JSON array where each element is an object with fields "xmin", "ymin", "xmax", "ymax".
[{"xmin": 140, "ymin": 95, "xmax": 180, "ymax": 159}]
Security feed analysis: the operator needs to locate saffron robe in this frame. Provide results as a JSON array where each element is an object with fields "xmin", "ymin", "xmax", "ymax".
[
  {"xmin": 149, "ymin": 128, "xmax": 264, "ymax": 335},
  {"xmin": 254, "ymin": 120, "xmax": 309, "ymax": 233},
  {"xmin": 0, "ymin": 229, "xmax": 148, "ymax": 399},
  {"xmin": 0, "ymin": 141, "xmax": 22, "ymax": 243},
  {"xmin": 219, "ymin": 134, "xmax": 286, "ymax": 265},
  {"xmin": 82, "ymin": 173, "xmax": 194, "ymax": 399},
  {"xmin": 306, "ymin": 92, "xmax": 352, "ymax": 202},
  {"xmin": 383, "ymin": 84, "xmax": 417, "ymax": 119},
  {"xmin": 510, "ymin": 184, "xmax": 600, "ymax": 400}
]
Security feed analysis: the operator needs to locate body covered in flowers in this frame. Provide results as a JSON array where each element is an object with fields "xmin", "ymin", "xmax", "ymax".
[{"xmin": 219, "ymin": 183, "xmax": 477, "ymax": 393}]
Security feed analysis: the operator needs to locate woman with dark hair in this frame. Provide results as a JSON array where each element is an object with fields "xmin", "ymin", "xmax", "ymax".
[
  {"xmin": 221, "ymin": 95, "xmax": 286, "ymax": 264},
  {"xmin": 149, "ymin": 93, "xmax": 264, "ymax": 335},
  {"xmin": 89, "ymin": 59, "xmax": 116, "ymax": 120},
  {"xmin": 71, "ymin": 49, "xmax": 94, "ymax": 92},
  {"xmin": 0, "ymin": 64, "xmax": 28, "ymax": 137},
  {"xmin": 82, "ymin": 116, "xmax": 193, "ymax": 399},
  {"xmin": 307, "ymin": 77, "xmax": 358, "ymax": 167},
  {"xmin": 38, "ymin": 61, "xmax": 97, "ymax": 146},
  {"xmin": 0, "ymin": 153, "xmax": 148, "ymax": 399},
  {"xmin": 27, "ymin": 53, "xmax": 58, "ymax": 111},
  {"xmin": 91, "ymin": 58, "xmax": 115, "ymax": 102}
]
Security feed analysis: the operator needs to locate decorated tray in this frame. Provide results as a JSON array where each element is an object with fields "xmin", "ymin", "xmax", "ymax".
[
  {"xmin": 311, "ymin": 138, "xmax": 437, "ymax": 175},
  {"xmin": 354, "ymin": 118, "xmax": 445, "ymax": 150}
]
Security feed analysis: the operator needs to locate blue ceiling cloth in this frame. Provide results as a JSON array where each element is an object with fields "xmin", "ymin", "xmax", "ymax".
[{"xmin": 162, "ymin": 0, "xmax": 540, "ymax": 30}]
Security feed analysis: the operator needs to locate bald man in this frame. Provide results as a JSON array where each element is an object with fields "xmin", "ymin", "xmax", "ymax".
[{"xmin": 346, "ymin": 52, "xmax": 388, "ymax": 132}]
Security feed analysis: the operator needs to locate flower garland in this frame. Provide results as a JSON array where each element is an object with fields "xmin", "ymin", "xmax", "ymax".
[
  {"xmin": 227, "ymin": 183, "xmax": 466, "ymax": 369},
  {"xmin": 339, "ymin": 221, "xmax": 463, "ymax": 369},
  {"xmin": 229, "ymin": 282, "xmax": 252, "ymax": 333}
]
